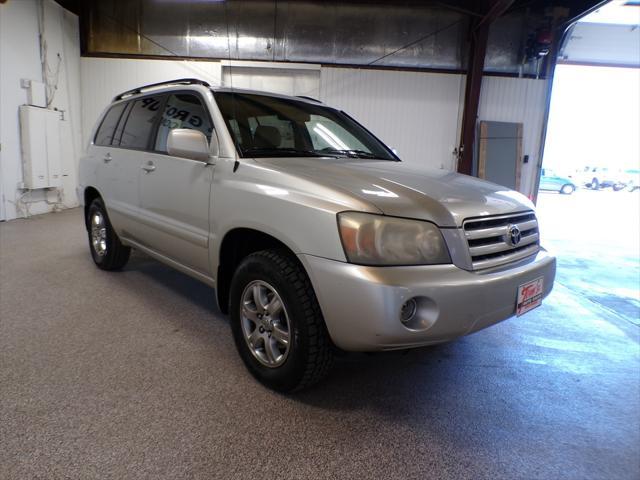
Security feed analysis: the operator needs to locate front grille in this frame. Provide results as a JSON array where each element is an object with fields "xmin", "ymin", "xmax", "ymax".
[{"xmin": 463, "ymin": 211, "xmax": 540, "ymax": 270}]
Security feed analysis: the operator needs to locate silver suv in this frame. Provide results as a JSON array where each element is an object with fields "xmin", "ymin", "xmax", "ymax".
[{"xmin": 79, "ymin": 78, "xmax": 556, "ymax": 391}]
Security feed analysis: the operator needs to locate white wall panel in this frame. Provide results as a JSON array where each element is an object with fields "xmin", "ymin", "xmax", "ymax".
[
  {"xmin": 43, "ymin": 0, "xmax": 82, "ymax": 208},
  {"xmin": 0, "ymin": 0, "xmax": 81, "ymax": 220},
  {"xmin": 222, "ymin": 66, "xmax": 320, "ymax": 98},
  {"xmin": 478, "ymin": 76, "xmax": 548, "ymax": 197},
  {"xmin": 319, "ymin": 67, "xmax": 464, "ymax": 170},
  {"xmin": 80, "ymin": 57, "xmax": 222, "ymax": 146},
  {"xmin": 0, "ymin": 0, "xmax": 42, "ymax": 220}
]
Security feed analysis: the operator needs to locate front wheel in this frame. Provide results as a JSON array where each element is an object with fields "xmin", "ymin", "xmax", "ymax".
[
  {"xmin": 560, "ymin": 184, "xmax": 575, "ymax": 195},
  {"xmin": 229, "ymin": 250, "xmax": 333, "ymax": 392},
  {"xmin": 86, "ymin": 198, "xmax": 131, "ymax": 270}
]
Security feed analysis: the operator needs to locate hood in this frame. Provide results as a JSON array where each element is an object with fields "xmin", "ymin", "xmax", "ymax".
[{"xmin": 255, "ymin": 157, "xmax": 535, "ymax": 227}]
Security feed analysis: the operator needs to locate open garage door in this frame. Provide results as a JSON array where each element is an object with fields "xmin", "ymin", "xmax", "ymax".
[
  {"xmin": 559, "ymin": 2, "xmax": 640, "ymax": 68},
  {"xmin": 537, "ymin": 1, "xmax": 640, "ymax": 328}
]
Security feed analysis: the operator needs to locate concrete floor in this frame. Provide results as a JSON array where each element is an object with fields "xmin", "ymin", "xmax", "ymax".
[{"xmin": 1, "ymin": 191, "xmax": 638, "ymax": 479}]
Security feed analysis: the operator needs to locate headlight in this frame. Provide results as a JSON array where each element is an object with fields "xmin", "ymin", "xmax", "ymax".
[{"xmin": 337, "ymin": 212, "xmax": 451, "ymax": 266}]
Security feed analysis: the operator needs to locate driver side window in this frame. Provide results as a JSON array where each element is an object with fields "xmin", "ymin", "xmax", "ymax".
[
  {"xmin": 250, "ymin": 115, "xmax": 295, "ymax": 148},
  {"xmin": 154, "ymin": 93, "xmax": 213, "ymax": 153}
]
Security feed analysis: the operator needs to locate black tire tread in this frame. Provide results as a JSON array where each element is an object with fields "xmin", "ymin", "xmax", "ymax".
[
  {"xmin": 240, "ymin": 249, "xmax": 333, "ymax": 391},
  {"xmin": 88, "ymin": 198, "xmax": 131, "ymax": 271}
]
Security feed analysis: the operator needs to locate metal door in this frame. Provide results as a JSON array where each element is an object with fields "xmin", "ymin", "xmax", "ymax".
[{"xmin": 477, "ymin": 121, "xmax": 523, "ymax": 191}]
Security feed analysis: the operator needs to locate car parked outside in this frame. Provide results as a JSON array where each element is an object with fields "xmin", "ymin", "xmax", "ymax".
[
  {"xmin": 578, "ymin": 166, "xmax": 626, "ymax": 191},
  {"xmin": 78, "ymin": 79, "xmax": 556, "ymax": 391},
  {"xmin": 620, "ymin": 168, "xmax": 640, "ymax": 191},
  {"xmin": 539, "ymin": 168, "xmax": 576, "ymax": 194}
]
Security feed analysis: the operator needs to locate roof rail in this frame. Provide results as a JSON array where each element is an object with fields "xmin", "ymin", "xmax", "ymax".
[
  {"xmin": 113, "ymin": 78, "xmax": 210, "ymax": 101},
  {"xmin": 296, "ymin": 95, "xmax": 322, "ymax": 103}
]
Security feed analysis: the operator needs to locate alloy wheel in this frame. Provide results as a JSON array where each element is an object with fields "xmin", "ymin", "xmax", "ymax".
[
  {"xmin": 91, "ymin": 211, "xmax": 108, "ymax": 257},
  {"xmin": 240, "ymin": 280, "xmax": 291, "ymax": 368}
]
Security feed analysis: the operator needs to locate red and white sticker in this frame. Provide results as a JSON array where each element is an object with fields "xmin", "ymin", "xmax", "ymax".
[{"xmin": 516, "ymin": 277, "xmax": 544, "ymax": 316}]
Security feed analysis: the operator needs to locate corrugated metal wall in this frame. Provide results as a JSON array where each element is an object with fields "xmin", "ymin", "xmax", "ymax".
[
  {"xmin": 319, "ymin": 67, "xmax": 464, "ymax": 170},
  {"xmin": 478, "ymin": 76, "xmax": 548, "ymax": 197}
]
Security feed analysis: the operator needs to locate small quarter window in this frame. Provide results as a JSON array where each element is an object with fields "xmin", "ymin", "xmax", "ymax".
[{"xmin": 94, "ymin": 103, "xmax": 126, "ymax": 146}]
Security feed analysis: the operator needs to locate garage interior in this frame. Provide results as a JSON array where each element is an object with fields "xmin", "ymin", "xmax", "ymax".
[{"xmin": 0, "ymin": 0, "xmax": 638, "ymax": 479}]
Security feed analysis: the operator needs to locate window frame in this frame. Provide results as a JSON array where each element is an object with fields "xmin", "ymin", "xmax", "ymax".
[
  {"xmin": 95, "ymin": 90, "xmax": 216, "ymax": 155},
  {"xmin": 116, "ymin": 93, "xmax": 168, "ymax": 152},
  {"xmin": 148, "ymin": 90, "xmax": 215, "ymax": 157},
  {"xmin": 112, "ymin": 101, "xmax": 134, "ymax": 147},
  {"xmin": 93, "ymin": 101, "xmax": 128, "ymax": 147},
  {"xmin": 213, "ymin": 91, "xmax": 400, "ymax": 161}
]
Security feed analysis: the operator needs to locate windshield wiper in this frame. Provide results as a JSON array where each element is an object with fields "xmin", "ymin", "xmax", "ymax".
[
  {"xmin": 320, "ymin": 149, "xmax": 381, "ymax": 159},
  {"xmin": 242, "ymin": 147, "xmax": 327, "ymax": 158}
]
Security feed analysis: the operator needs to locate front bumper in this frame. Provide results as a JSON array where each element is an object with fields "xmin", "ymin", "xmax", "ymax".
[{"xmin": 299, "ymin": 250, "xmax": 556, "ymax": 351}]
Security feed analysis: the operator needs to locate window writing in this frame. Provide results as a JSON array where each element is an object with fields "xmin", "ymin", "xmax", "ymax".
[{"xmin": 154, "ymin": 94, "xmax": 213, "ymax": 153}]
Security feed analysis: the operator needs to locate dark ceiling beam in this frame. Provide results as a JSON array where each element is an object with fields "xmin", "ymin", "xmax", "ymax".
[{"xmin": 457, "ymin": 0, "xmax": 515, "ymax": 176}]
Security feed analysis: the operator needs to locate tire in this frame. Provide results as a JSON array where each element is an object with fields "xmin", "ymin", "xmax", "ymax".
[
  {"xmin": 560, "ymin": 184, "xmax": 575, "ymax": 195},
  {"xmin": 590, "ymin": 178, "xmax": 600, "ymax": 190},
  {"xmin": 86, "ymin": 198, "xmax": 131, "ymax": 270},
  {"xmin": 613, "ymin": 184, "xmax": 624, "ymax": 192},
  {"xmin": 229, "ymin": 249, "xmax": 333, "ymax": 392}
]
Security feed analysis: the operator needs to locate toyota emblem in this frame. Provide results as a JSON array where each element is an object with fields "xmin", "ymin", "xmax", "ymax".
[{"xmin": 508, "ymin": 224, "xmax": 521, "ymax": 246}]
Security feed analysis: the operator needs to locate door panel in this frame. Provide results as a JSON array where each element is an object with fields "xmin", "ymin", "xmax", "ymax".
[
  {"xmin": 539, "ymin": 177, "xmax": 554, "ymax": 190},
  {"xmin": 92, "ymin": 102, "xmax": 144, "ymax": 240},
  {"xmin": 107, "ymin": 94, "xmax": 165, "ymax": 241},
  {"xmin": 137, "ymin": 92, "xmax": 215, "ymax": 275},
  {"xmin": 138, "ymin": 153, "xmax": 212, "ymax": 274},
  {"xmin": 94, "ymin": 145, "xmax": 144, "ymax": 240}
]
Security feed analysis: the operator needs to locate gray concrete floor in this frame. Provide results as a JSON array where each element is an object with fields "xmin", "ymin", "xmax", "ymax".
[{"xmin": 1, "ymin": 191, "xmax": 638, "ymax": 480}]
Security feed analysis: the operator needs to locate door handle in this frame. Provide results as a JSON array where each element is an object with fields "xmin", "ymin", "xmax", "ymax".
[
  {"xmin": 141, "ymin": 162, "xmax": 156, "ymax": 173},
  {"xmin": 103, "ymin": 153, "xmax": 112, "ymax": 163}
]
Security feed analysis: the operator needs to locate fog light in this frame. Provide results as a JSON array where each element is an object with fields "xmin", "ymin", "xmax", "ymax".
[{"xmin": 400, "ymin": 298, "xmax": 417, "ymax": 324}]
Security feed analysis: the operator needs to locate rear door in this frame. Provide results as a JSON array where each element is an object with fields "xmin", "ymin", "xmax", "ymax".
[
  {"xmin": 539, "ymin": 169, "xmax": 552, "ymax": 190},
  {"xmin": 103, "ymin": 94, "xmax": 164, "ymax": 242},
  {"xmin": 137, "ymin": 91, "xmax": 215, "ymax": 275},
  {"xmin": 91, "ymin": 101, "xmax": 140, "ymax": 237}
]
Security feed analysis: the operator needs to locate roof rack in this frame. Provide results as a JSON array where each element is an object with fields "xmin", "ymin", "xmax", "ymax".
[
  {"xmin": 113, "ymin": 78, "xmax": 210, "ymax": 101},
  {"xmin": 296, "ymin": 95, "xmax": 322, "ymax": 103}
]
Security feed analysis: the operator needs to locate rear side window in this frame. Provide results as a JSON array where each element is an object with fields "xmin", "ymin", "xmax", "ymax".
[
  {"xmin": 94, "ymin": 103, "xmax": 126, "ymax": 146},
  {"xmin": 154, "ymin": 93, "xmax": 213, "ymax": 153},
  {"xmin": 111, "ymin": 102, "xmax": 132, "ymax": 147},
  {"xmin": 119, "ymin": 95, "xmax": 163, "ymax": 150}
]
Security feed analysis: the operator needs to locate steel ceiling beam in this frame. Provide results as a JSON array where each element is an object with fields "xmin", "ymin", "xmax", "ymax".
[{"xmin": 457, "ymin": 0, "xmax": 515, "ymax": 176}]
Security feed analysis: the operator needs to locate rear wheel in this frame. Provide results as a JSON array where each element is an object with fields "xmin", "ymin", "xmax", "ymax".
[
  {"xmin": 229, "ymin": 249, "xmax": 333, "ymax": 392},
  {"xmin": 560, "ymin": 184, "xmax": 575, "ymax": 195},
  {"xmin": 86, "ymin": 198, "xmax": 131, "ymax": 270}
]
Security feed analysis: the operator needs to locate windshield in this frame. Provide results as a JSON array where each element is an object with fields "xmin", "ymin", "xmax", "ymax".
[{"xmin": 214, "ymin": 92, "xmax": 398, "ymax": 161}]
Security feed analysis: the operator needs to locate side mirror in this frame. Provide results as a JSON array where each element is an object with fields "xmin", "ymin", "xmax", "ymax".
[{"xmin": 167, "ymin": 129, "xmax": 212, "ymax": 162}]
